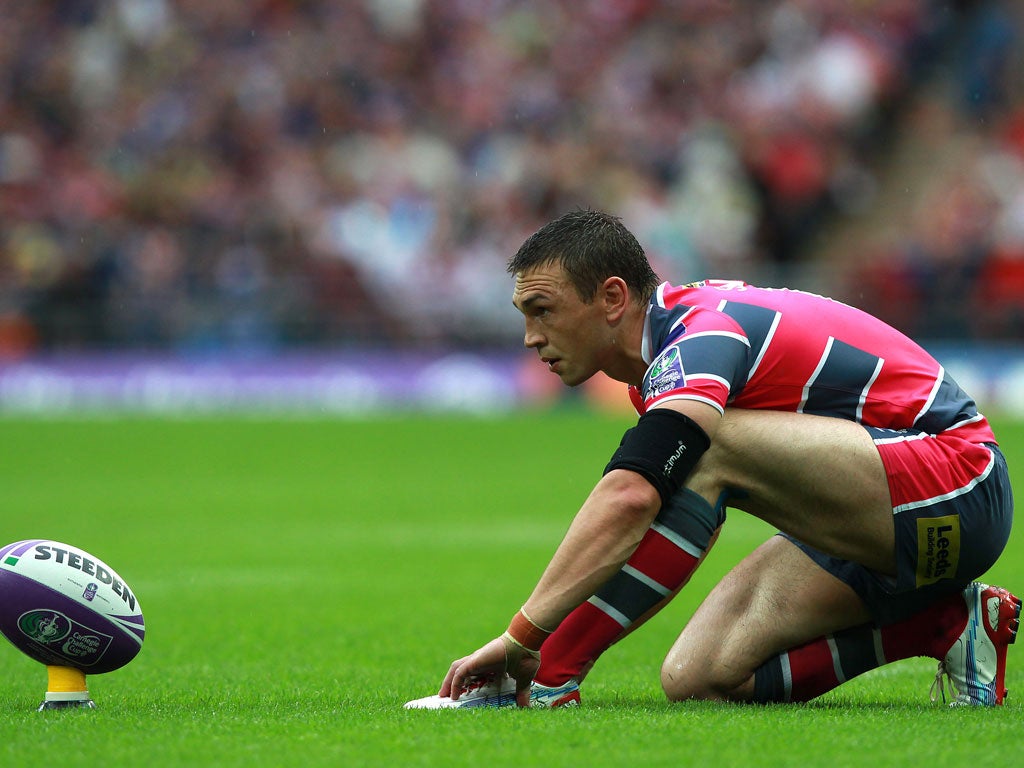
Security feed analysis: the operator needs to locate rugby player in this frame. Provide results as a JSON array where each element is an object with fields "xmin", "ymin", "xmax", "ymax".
[{"xmin": 405, "ymin": 209, "xmax": 1018, "ymax": 710}]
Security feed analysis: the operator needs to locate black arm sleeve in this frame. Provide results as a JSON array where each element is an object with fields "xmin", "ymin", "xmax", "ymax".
[{"xmin": 603, "ymin": 409, "xmax": 711, "ymax": 505}]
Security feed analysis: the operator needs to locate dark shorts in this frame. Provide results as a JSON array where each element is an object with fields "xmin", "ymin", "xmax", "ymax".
[{"xmin": 784, "ymin": 430, "xmax": 1013, "ymax": 625}]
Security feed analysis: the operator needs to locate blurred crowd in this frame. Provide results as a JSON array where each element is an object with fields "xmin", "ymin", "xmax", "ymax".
[
  {"xmin": 0, "ymin": 0, "xmax": 1020, "ymax": 357},
  {"xmin": 844, "ymin": 0, "xmax": 1024, "ymax": 342}
]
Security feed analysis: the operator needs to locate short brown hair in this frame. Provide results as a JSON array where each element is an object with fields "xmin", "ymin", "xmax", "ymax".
[{"xmin": 507, "ymin": 209, "xmax": 660, "ymax": 303}]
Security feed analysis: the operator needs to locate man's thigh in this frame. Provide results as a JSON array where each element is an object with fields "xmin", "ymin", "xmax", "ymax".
[
  {"xmin": 787, "ymin": 432, "xmax": 1013, "ymax": 624},
  {"xmin": 687, "ymin": 409, "xmax": 896, "ymax": 573},
  {"xmin": 661, "ymin": 536, "xmax": 871, "ymax": 701}
]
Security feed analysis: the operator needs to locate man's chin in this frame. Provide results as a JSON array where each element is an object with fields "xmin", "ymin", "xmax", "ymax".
[{"xmin": 559, "ymin": 370, "xmax": 594, "ymax": 388}]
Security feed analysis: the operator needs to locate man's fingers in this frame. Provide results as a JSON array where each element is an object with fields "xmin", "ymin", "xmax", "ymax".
[
  {"xmin": 515, "ymin": 680, "xmax": 532, "ymax": 708},
  {"xmin": 439, "ymin": 656, "xmax": 469, "ymax": 699},
  {"xmin": 512, "ymin": 655, "xmax": 540, "ymax": 708},
  {"xmin": 437, "ymin": 638, "xmax": 510, "ymax": 701},
  {"xmin": 434, "ymin": 637, "xmax": 541, "ymax": 703}
]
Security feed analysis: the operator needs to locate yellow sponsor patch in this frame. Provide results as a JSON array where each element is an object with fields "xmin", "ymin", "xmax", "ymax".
[{"xmin": 916, "ymin": 515, "xmax": 960, "ymax": 587}]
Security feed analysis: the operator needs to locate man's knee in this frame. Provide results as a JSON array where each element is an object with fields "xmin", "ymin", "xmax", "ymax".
[
  {"xmin": 660, "ymin": 653, "xmax": 708, "ymax": 701},
  {"xmin": 659, "ymin": 627, "xmax": 753, "ymax": 702},
  {"xmin": 659, "ymin": 649, "xmax": 749, "ymax": 702}
]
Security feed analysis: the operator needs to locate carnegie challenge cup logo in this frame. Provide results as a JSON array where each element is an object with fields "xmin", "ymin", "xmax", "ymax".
[
  {"xmin": 916, "ymin": 515, "xmax": 961, "ymax": 587},
  {"xmin": 17, "ymin": 610, "xmax": 113, "ymax": 666},
  {"xmin": 646, "ymin": 346, "xmax": 685, "ymax": 398},
  {"xmin": 18, "ymin": 610, "xmax": 72, "ymax": 644}
]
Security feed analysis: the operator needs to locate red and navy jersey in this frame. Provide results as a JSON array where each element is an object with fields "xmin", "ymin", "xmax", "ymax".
[{"xmin": 630, "ymin": 280, "xmax": 996, "ymax": 444}]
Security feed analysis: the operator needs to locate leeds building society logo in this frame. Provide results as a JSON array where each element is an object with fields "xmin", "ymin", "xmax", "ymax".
[{"xmin": 916, "ymin": 515, "xmax": 961, "ymax": 587}]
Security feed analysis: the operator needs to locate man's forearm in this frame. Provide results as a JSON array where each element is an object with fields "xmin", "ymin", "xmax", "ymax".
[{"xmin": 520, "ymin": 469, "xmax": 662, "ymax": 631}]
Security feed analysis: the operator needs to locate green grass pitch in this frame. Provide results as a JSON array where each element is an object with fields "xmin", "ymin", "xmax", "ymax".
[{"xmin": 0, "ymin": 411, "xmax": 1021, "ymax": 767}]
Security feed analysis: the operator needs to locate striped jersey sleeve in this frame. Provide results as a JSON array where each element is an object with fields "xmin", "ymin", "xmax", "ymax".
[
  {"xmin": 640, "ymin": 306, "xmax": 750, "ymax": 414},
  {"xmin": 631, "ymin": 280, "xmax": 996, "ymax": 445}
]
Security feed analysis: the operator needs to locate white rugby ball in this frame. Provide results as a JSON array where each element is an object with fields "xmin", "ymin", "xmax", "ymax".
[{"xmin": 0, "ymin": 539, "xmax": 145, "ymax": 673}]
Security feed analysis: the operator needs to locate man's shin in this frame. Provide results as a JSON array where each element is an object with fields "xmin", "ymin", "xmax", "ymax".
[{"xmin": 535, "ymin": 489, "xmax": 725, "ymax": 687}]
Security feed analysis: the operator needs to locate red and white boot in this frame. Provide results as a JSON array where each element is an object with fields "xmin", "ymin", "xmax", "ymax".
[{"xmin": 932, "ymin": 583, "xmax": 1021, "ymax": 706}]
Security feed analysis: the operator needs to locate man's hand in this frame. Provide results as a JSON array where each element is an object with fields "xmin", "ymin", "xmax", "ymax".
[{"xmin": 440, "ymin": 635, "xmax": 541, "ymax": 707}]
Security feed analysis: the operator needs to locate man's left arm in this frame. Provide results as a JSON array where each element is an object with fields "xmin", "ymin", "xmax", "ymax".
[{"xmin": 440, "ymin": 400, "xmax": 721, "ymax": 706}]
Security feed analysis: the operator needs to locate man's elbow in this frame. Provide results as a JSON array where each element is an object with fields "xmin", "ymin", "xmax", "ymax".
[{"xmin": 600, "ymin": 469, "xmax": 662, "ymax": 523}]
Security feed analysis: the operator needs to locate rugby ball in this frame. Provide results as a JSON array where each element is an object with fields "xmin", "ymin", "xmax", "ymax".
[{"xmin": 0, "ymin": 540, "xmax": 144, "ymax": 674}]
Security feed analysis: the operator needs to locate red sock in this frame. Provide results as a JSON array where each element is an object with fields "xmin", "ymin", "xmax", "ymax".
[
  {"xmin": 535, "ymin": 601, "xmax": 627, "ymax": 687},
  {"xmin": 879, "ymin": 590, "xmax": 968, "ymax": 661},
  {"xmin": 752, "ymin": 590, "xmax": 969, "ymax": 702},
  {"xmin": 536, "ymin": 516, "xmax": 717, "ymax": 686}
]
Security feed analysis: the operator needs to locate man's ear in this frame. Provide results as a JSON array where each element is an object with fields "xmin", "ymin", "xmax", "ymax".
[{"xmin": 601, "ymin": 276, "xmax": 629, "ymax": 322}]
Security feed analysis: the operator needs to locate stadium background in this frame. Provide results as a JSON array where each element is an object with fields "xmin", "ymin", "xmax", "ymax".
[
  {"xmin": 0, "ymin": 0, "xmax": 1022, "ymax": 414},
  {"xmin": 1, "ymin": 4, "xmax": 1023, "ymax": 758}
]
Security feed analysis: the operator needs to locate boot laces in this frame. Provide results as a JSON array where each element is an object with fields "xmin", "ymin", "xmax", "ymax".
[{"xmin": 930, "ymin": 661, "xmax": 973, "ymax": 706}]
